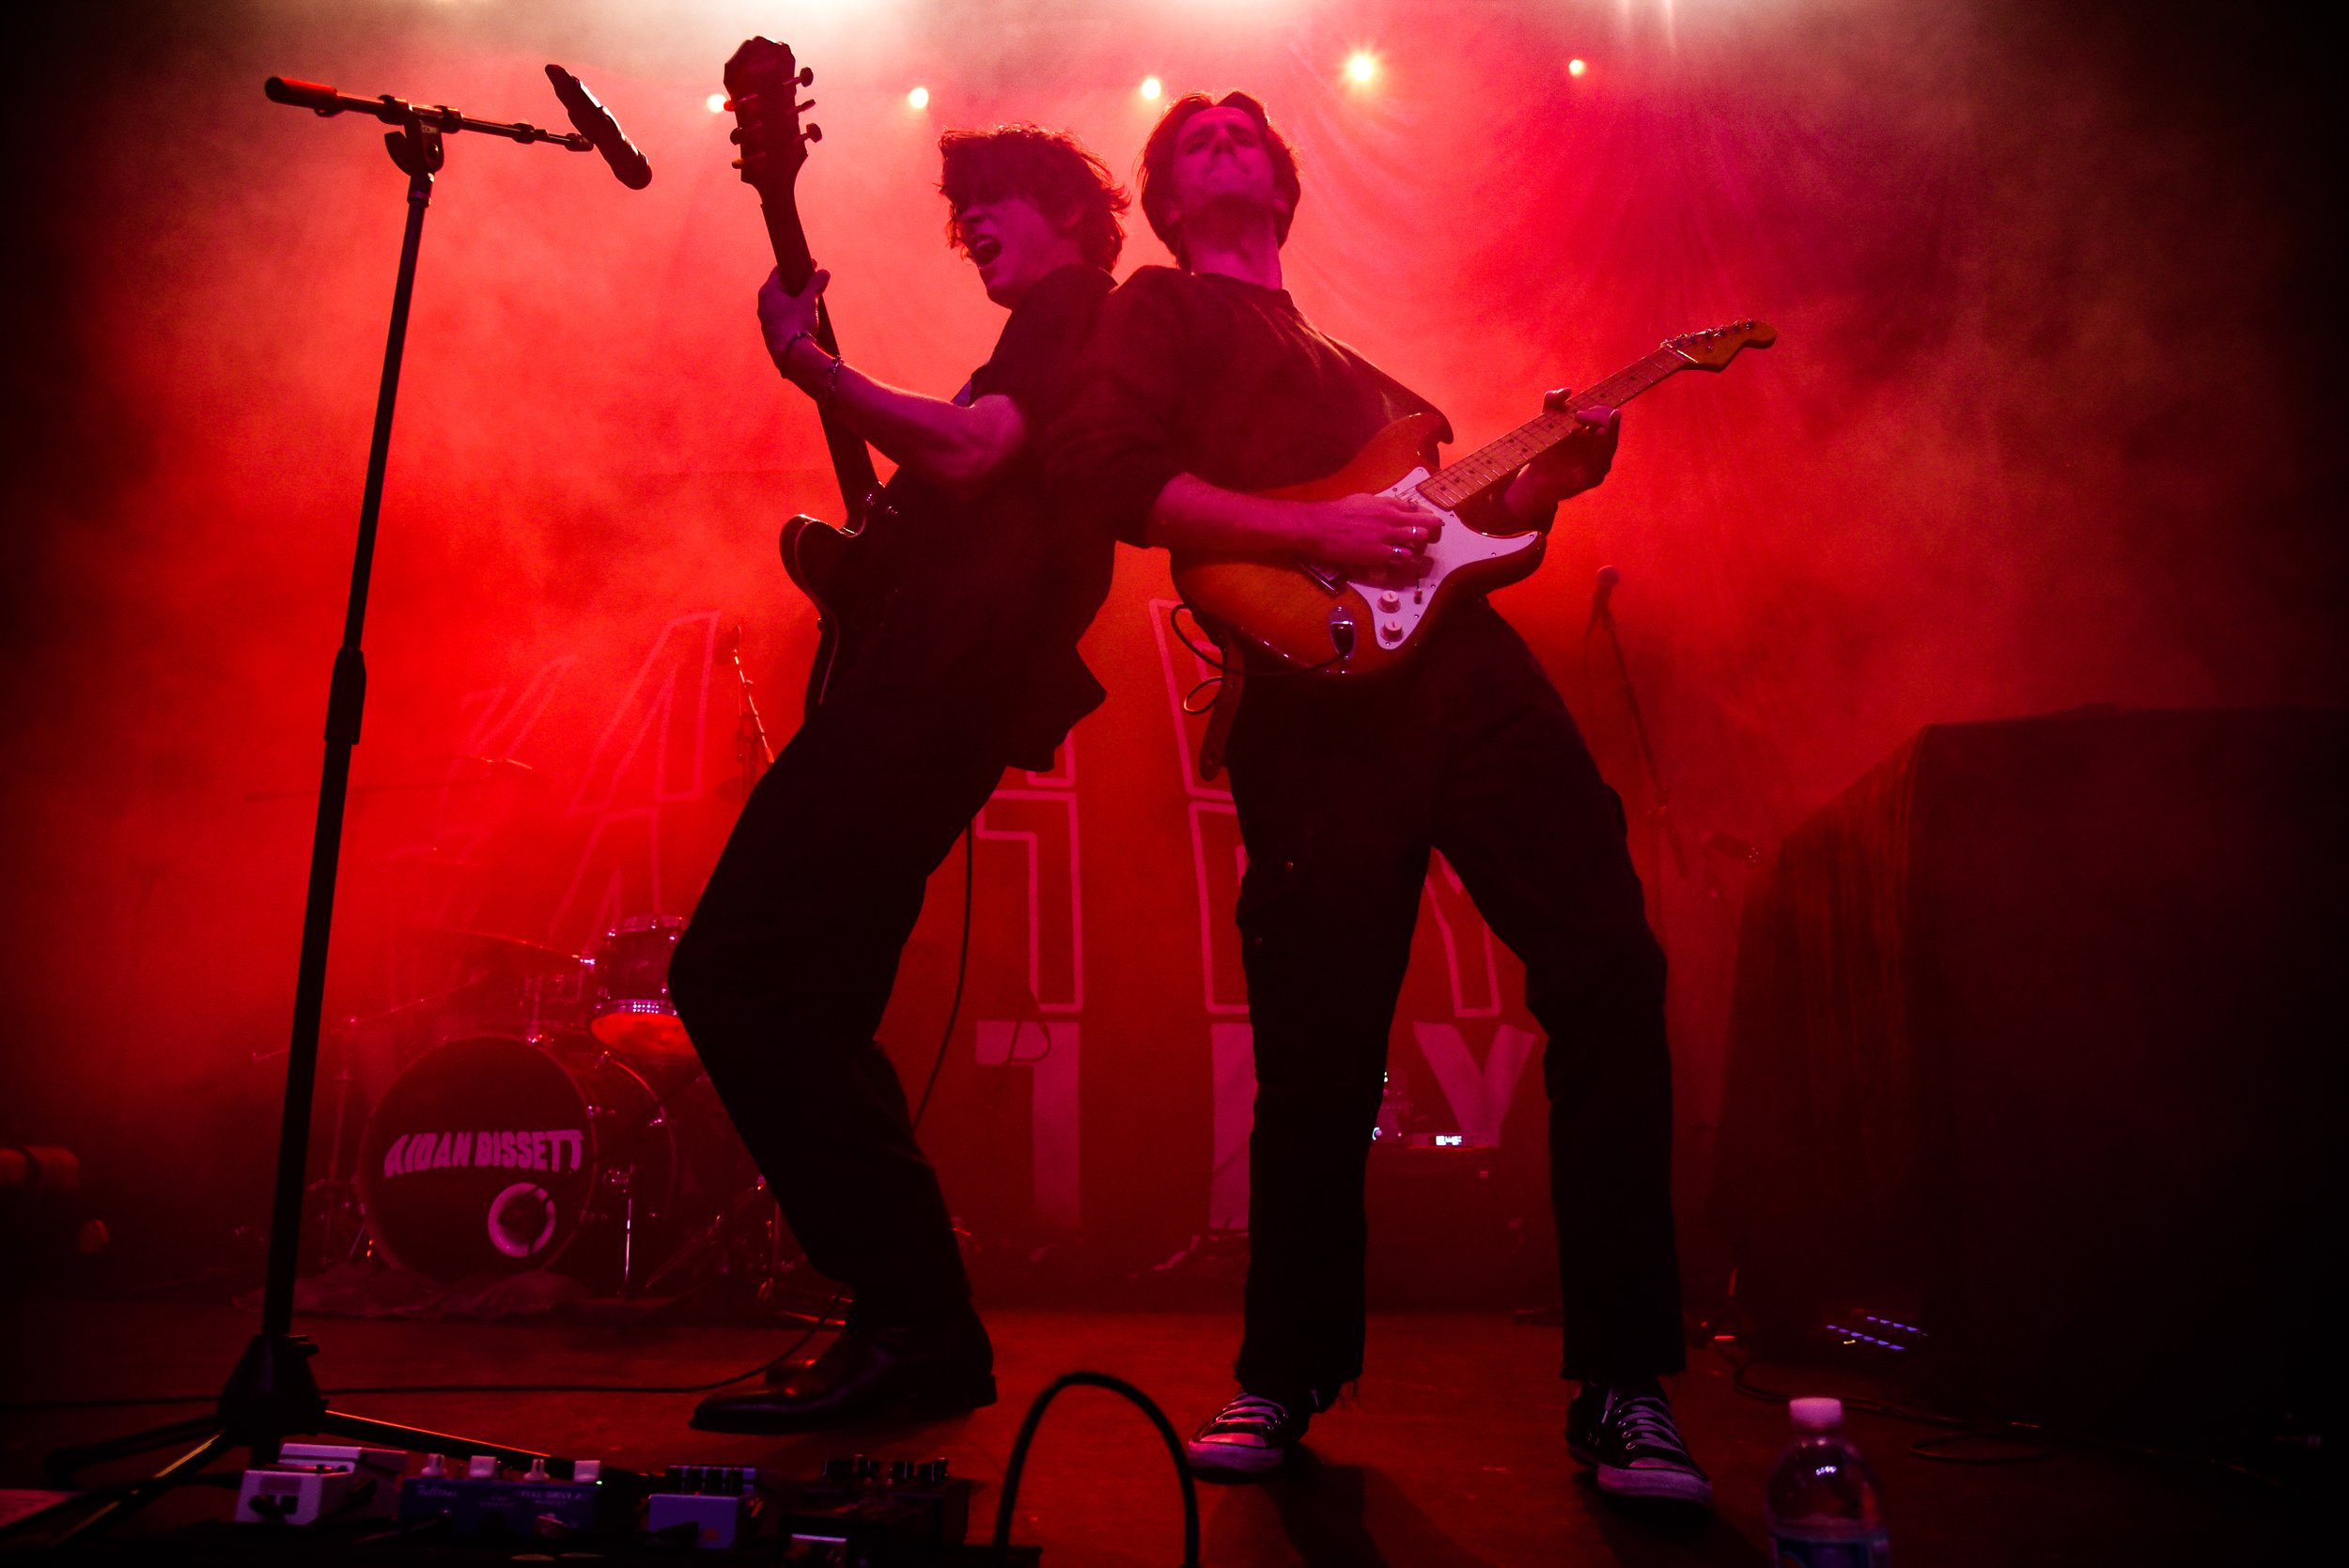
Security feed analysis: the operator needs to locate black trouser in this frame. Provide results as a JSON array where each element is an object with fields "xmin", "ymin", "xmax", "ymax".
[
  {"xmin": 669, "ymin": 689, "xmax": 1005, "ymax": 1327},
  {"xmin": 1223, "ymin": 607, "xmax": 1684, "ymax": 1396}
]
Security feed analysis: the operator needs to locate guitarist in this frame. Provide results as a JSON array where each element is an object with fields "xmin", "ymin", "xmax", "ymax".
[
  {"xmin": 675, "ymin": 126, "xmax": 1127, "ymax": 1434},
  {"xmin": 1050, "ymin": 93, "xmax": 1710, "ymax": 1505}
]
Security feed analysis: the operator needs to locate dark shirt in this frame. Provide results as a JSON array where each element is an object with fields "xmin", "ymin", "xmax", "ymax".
[
  {"xmin": 844, "ymin": 262, "xmax": 1115, "ymax": 769},
  {"xmin": 1049, "ymin": 265, "xmax": 1452, "ymax": 549}
]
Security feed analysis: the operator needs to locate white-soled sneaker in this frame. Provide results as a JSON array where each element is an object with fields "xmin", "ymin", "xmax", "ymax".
[
  {"xmin": 1567, "ymin": 1383, "xmax": 1714, "ymax": 1507},
  {"xmin": 1185, "ymin": 1390, "xmax": 1312, "ymax": 1477}
]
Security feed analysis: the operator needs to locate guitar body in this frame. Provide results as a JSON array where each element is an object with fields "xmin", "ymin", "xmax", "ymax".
[
  {"xmin": 779, "ymin": 508, "xmax": 903, "ymax": 709},
  {"xmin": 1170, "ymin": 413, "xmax": 1547, "ymax": 679}
]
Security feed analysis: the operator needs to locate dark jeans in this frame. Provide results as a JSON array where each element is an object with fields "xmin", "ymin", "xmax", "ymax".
[
  {"xmin": 1223, "ymin": 607, "xmax": 1684, "ymax": 1396},
  {"xmin": 668, "ymin": 690, "xmax": 1005, "ymax": 1327}
]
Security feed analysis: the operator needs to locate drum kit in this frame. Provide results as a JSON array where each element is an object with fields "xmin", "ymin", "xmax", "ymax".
[{"xmin": 341, "ymin": 915, "xmax": 780, "ymax": 1302}]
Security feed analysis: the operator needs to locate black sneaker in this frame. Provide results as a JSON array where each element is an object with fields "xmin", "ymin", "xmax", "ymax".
[
  {"xmin": 1567, "ymin": 1383, "xmax": 1713, "ymax": 1507},
  {"xmin": 1185, "ymin": 1390, "xmax": 1313, "ymax": 1477}
]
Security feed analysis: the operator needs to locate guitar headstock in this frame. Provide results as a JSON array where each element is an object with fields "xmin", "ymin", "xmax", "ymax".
[
  {"xmin": 1664, "ymin": 319, "xmax": 1778, "ymax": 370},
  {"xmin": 723, "ymin": 37, "xmax": 818, "ymax": 203}
]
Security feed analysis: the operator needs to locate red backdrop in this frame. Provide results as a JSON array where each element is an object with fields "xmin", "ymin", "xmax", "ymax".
[{"xmin": 7, "ymin": 0, "xmax": 2342, "ymax": 1281}]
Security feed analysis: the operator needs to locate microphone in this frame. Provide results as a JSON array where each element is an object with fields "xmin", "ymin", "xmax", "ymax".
[
  {"xmin": 1586, "ymin": 565, "xmax": 1621, "ymax": 636},
  {"xmin": 545, "ymin": 64, "xmax": 651, "ymax": 189}
]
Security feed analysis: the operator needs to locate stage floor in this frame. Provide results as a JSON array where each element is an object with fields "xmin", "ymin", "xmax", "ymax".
[{"xmin": 0, "ymin": 1296, "xmax": 2314, "ymax": 1563}]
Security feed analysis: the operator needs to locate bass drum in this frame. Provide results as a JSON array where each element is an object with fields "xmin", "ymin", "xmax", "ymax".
[{"xmin": 358, "ymin": 1035, "xmax": 678, "ymax": 1290}]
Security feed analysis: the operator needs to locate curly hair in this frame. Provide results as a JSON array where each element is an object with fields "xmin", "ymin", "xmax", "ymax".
[
  {"xmin": 1136, "ymin": 91, "xmax": 1301, "ymax": 267},
  {"xmin": 939, "ymin": 125, "xmax": 1130, "ymax": 272}
]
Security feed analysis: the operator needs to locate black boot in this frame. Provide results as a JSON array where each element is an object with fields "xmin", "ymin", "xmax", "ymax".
[{"xmin": 691, "ymin": 1310, "xmax": 996, "ymax": 1433}]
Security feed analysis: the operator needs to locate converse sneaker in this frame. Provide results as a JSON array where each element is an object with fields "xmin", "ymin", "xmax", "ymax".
[
  {"xmin": 1567, "ymin": 1383, "xmax": 1713, "ymax": 1507},
  {"xmin": 1185, "ymin": 1390, "xmax": 1313, "ymax": 1477}
]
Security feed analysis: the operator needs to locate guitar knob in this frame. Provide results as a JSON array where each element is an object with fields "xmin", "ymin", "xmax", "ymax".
[
  {"xmin": 1380, "ymin": 622, "xmax": 1403, "ymax": 643},
  {"xmin": 1377, "ymin": 592, "xmax": 1400, "ymax": 612}
]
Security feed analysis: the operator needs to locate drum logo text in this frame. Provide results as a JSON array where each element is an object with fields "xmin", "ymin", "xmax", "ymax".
[{"xmin": 381, "ymin": 1128, "xmax": 586, "ymax": 1177}]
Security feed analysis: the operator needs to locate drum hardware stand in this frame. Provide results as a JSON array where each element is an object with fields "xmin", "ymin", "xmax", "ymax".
[
  {"xmin": 723, "ymin": 623, "xmax": 774, "ymax": 801},
  {"xmin": 42, "ymin": 74, "xmax": 646, "ymax": 1538}
]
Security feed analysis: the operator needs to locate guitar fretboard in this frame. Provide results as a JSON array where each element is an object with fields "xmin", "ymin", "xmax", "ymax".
[{"xmin": 1415, "ymin": 345, "xmax": 1691, "ymax": 512}]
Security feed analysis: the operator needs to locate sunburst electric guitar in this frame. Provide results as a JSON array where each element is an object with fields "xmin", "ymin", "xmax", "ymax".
[
  {"xmin": 1173, "ymin": 319, "xmax": 1776, "ymax": 679},
  {"xmin": 723, "ymin": 37, "xmax": 893, "ymax": 717}
]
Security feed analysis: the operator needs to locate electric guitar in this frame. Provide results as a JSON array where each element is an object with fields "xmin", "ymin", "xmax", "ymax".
[
  {"xmin": 1173, "ymin": 319, "xmax": 1776, "ymax": 678},
  {"xmin": 723, "ymin": 37, "xmax": 891, "ymax": 716}
]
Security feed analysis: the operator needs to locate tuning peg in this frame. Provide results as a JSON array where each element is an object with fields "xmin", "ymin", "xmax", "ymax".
[
  {"xmin": 797, "ymin": 99, "xmax": 817, "ymax": 115},
  {"xmin": 805, "ymin": 123, "xmax": 822, "ymax": 143},
  {"xmin": 797, "ymin": 67, "xmax": 814, "ymax": 86}
]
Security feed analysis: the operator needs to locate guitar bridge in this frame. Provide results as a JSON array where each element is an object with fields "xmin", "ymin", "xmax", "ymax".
[{"xmin": 1295, "ymin": 559, "xmax": 1346, "ymax": 595}]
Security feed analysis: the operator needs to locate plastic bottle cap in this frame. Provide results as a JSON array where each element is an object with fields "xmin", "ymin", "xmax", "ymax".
[{"xmin": 1789, "ymin": 1396, "xmax": 1844, "ymax": 1433}]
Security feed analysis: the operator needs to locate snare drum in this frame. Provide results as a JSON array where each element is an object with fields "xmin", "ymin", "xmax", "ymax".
[{"xmin": 587, "ymin": 915, "xmax": 695, "ymax": 1061}]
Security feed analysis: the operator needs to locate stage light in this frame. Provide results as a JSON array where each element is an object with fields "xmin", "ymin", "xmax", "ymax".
[
  {"xmin": 1140, "ymin": 75, "xmax": 1163, "ymax": 101},
  {"xmin": 1568, "ymin": 58, "xmax": 1588, "ymax": 78},
  {"xmin": 706, "ymin": 92, "xmax": 727, "ymax": 114},
  {"xmin": 907, "ymin": 85, "xmax": 930, "ymax": 110},
  {"xmin": 1345, "ymin": 52, "xmax": 1378, "ymax": 85}
]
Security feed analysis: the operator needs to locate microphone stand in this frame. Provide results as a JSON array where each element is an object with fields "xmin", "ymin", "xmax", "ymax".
[{"xmin": 38, "ymin": 79, "xmax": 634, "ymax": 1540}]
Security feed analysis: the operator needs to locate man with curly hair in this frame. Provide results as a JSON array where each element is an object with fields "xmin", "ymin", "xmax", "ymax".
[{"xmin": 678, "ymin": 125, "xmax": 1127, "ymax": 1434}]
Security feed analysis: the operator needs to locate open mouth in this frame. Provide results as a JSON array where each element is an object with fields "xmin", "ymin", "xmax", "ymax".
[{"xmin": 970, "ymin": 235, "xmax": 1002, "ymax": 268}]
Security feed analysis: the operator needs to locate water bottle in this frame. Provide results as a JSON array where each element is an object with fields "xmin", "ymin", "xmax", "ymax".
[{"xmin": 1765, "ymin": 1397, "xmax": 1890, "ymax": 1567}]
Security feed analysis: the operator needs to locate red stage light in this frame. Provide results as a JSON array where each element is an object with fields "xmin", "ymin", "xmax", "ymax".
[
  {"xmin": 1345, "ymin": 52, "xmax": 1378, "ymax": 86},
  {"xmin": 1568, "ymin": 58, "xmax": 1588, "ymax": 79},
  {"xmin": 907, "ymin": 85, "xmax": 930, "ymax": 111},
  {"xmin": 1140, "ymin": 76, "xmax": 1163, "ymax": 101},
  {"xmin": 705, "ymin": 92, "xmax": 727, "ymax": 114}
]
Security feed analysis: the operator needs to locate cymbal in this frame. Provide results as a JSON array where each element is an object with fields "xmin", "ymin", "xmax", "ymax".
[
  {"xmin": 407, "ymin": 925, "xmax": 582, "ymax": 976},
  {"xmin": 590, "ymin": 1010, "xmax": 698, "ymax": 1062}
]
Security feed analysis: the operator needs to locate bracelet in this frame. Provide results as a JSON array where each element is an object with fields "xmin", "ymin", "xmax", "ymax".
[
  {"xmin": 818, "ymin": 350, "xmax": 847, "ymax": 411},
  {"xmin": 776, "ymin": 329, "xmax": 814, "ymax": 373}
]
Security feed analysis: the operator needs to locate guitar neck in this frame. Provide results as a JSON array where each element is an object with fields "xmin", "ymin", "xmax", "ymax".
[
  {"xmin": 759, "ymin": 195, "xmax": 883, "ymax": 523},
  {"xmin": 1415, "ymin": 345, "xmax": 1694, "ymax": 513}
]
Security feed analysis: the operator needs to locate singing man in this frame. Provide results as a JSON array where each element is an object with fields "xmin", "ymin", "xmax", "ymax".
[{"xmin": 676, "ymin": 126, "xmax": 1127, "ymax": 1434}]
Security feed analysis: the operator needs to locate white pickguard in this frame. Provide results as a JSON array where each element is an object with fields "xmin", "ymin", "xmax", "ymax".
[{"xmin": 1326, "ymin": 467, "xmax": 1543, "ymax": 657}]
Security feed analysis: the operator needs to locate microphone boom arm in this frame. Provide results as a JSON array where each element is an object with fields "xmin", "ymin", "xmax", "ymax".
[{"xmin": 264, "ymin": 77, "xmax": 593, "ymax": 151}]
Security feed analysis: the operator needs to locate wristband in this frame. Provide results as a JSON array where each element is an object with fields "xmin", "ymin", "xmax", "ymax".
[{"xmin": 818, "ymin": 351, "xmax": 847, "ymax": 411}]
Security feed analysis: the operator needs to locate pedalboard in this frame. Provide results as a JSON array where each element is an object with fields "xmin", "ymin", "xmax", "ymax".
[
  {"xmin": 233, "ymin": 1442, "xmax": 405, "ymax": 1526},
  {"xmin": 776, "ymin": 1454, "xmax": 975, "ymax": 1565},
  {"xmin": 395, "ymin": 1452, "xmax": 626, "ymax": 1542},
  {"xmin": 646, "ymin": 1464, "xmax": 763, "ymax": 1550}
]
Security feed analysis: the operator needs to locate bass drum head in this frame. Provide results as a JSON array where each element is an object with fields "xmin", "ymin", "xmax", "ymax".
[{"xmin": 358, "ymin": 1035, "xmax": 664, "ymax": 1283}]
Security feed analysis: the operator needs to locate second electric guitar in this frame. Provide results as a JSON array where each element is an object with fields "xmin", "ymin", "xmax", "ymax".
[{"xmin": 1173, "ymin": 318, "xmax": 1776, "ymax": 678}]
